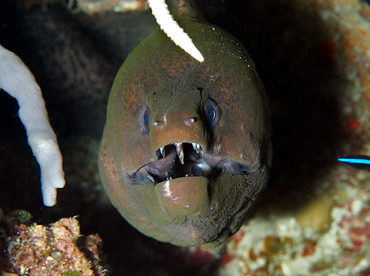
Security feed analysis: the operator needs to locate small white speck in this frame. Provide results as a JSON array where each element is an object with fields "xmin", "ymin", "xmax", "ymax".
[
  {"xmin": 163, "ymin": 180, "xmax": 171, "ymax": 197},
  {"xmin": 351, "ymin": 199, "xmax": 362, "ymax": 215}
]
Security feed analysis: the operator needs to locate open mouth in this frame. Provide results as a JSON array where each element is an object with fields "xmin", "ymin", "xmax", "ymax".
[{"xmin": 129, "ymin": 142, "xmax": 252, "ymax": 185}]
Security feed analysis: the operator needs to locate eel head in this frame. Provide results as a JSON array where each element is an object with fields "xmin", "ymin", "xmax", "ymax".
[{"xmin": 99, "ymin": 22, "xmax": 271, "ymax": 248}]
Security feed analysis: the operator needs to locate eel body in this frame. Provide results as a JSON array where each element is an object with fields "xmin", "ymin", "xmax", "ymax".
[{"xmin": 99, "ymin": 0, "xmax": 272, "ymax": 248}]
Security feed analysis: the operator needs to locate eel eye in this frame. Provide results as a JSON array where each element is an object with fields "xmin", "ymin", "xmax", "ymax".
[
  {"xmin": 203, "ymin": 99, "xmax": 219, "ymax": 128},
  {"xmin": 140, "ymin": 105, "xmax": 151, "ymax": 133}
]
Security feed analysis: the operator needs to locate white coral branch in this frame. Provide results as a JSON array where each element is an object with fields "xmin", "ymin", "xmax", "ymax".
[
  {"xmin": 148, "ymin": 0, "xmax": 204, "ymax": 62},
  {"xmin": 0, "ymin": 44, "xmax": 65, "ymax": 207}
]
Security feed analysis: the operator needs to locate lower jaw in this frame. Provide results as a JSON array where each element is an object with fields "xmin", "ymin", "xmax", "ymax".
[{"xmin": 154, "ymin": 176, "xmax": 210, "ymax": 213}]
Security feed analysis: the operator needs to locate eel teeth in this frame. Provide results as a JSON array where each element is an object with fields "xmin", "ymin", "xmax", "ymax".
[
  {"xmin": 155, "ymin": 142, "xmax": 203, "ymax": 161},
  {"xmin": 160, "ymin": 146, "xmax": 165, "ymax": 157},
  {"xmin": 147, "ymin": 174, "xmax": 155, "ymax": 183},
  {"xmin": 176, "ymin": 142, "xmax": 184, "ymax": 165},
  {"xmin": 192, "ymin": 143, "xmax": 202, "ymax": 154},
  {"xmin": 192, "ymin": 143, "xmax": 197, "ymax": 151}
]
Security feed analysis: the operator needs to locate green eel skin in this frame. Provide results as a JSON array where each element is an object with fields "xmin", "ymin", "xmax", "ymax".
[{"xmin": 99, "ymin": 0, "xmax": 272, "ymax": 248}]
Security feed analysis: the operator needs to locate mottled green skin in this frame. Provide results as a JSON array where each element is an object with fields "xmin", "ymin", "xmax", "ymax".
[{"xmin": 99, "ymin": 14, "xmax": 271, "ymax": 248}]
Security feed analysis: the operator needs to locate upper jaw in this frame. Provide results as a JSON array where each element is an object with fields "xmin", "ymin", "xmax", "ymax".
[
  {"xmin": 156, "ymin": 142, "xmax": 203, "ymax": 165},
  {"xmin": 128, "ymin": 141, "xmax": 252, "ymax": 185}
]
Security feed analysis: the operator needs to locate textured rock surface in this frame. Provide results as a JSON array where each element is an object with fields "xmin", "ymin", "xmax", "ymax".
[{"xmin": 0, "ymin": 215, "xmax": 107, "ymax": 275}]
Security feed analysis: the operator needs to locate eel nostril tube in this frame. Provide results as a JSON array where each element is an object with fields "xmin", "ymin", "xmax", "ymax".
[{"xmin": 184, "ymin": 117, "xmax": 198, "ymax": 126}]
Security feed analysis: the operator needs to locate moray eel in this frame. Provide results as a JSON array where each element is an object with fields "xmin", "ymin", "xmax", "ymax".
[{"xmin": 99, "ymin": 0, "xmax": 272, "ymax": 248}]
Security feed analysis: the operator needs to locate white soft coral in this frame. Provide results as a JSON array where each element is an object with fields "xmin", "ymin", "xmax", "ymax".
[
  {"xmin": 148, "ymin": 0, "xmax": 204, "ymax": 62},
  {"xmin": 0, "ymin": 44, "xmax": 65, "ymax": 207}
]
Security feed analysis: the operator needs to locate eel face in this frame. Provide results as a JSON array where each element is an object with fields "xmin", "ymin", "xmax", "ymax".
[{"xmin": 99, "ymin": 20, "xmax": 272, "ymax": 248}]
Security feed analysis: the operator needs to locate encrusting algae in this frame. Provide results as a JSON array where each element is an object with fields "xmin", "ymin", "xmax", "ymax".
[{"xmin": 0, "ymin": 212, "xmax": 108, "ymax": 276}]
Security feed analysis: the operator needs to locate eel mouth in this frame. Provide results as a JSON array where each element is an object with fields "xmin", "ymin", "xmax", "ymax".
[{"xmin": 129, "ymin": 142, "xmax": 251, "ymax": 185}]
